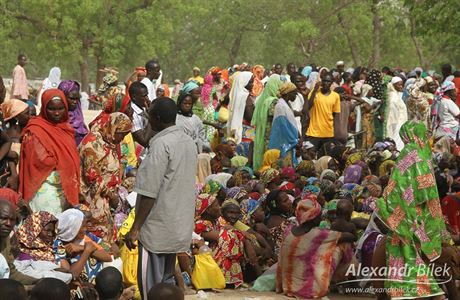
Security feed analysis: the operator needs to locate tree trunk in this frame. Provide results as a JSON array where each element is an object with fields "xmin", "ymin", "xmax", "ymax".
[
  {"xmin": 95, "ymin": 51, "xmax": 105, "ymax": 90},
  {"xmin": 409, "ymin": 19, "xmax": 427, "ymax": 68},
  {"xmin": 368, "ymin": 0, "xmax": 381, "ymax": 69},
  {"xmin": 80, "ymin": 38, "xmax": 90, "ymax": 93},
  {"xmin": 337, "ymin": 13, "xmax": 361, "ymax": 66},
  {"xmin": 229, "ymin": 33, "xmax": 243, "ymax": 66}
]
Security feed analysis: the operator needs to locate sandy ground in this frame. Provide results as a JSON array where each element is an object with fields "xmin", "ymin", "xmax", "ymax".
[{"xmin": 185, "ymin": 290, "xmax": 374, "ymax": 299}]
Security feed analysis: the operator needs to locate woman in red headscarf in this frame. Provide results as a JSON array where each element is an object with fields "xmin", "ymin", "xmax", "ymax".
[
  {"xmin": 19, "ymin": 89, "xmax": 80, "ymax": 215},
  {"xmin": 88, "ymin": 91, "xmax": 133, "ymax": 131}
]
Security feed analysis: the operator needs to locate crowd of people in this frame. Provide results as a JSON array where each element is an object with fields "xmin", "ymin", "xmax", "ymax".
[{"xmin": 0, "ymin": 54, "xmax": 460, "ymax": 300}]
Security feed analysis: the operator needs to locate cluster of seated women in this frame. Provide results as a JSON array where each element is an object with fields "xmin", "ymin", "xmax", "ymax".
[{"xmin": 182, "ymin": 121, "xmax": 460, "ymax": 300}]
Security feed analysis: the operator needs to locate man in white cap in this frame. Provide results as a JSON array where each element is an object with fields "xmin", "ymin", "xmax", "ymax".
[{"xmin": 336, "ymin": 61, "xmax": 345, "ymax": 75}]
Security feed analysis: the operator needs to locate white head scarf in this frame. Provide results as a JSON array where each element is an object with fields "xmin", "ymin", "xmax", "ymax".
[
  {"xmin": 227, "ymin": 71, "xmax": 253, "ymax": 143},
  {"xmin": 56, "ymin": 209, "xmax": 84, "ymax": 242},
  {"xmin": 42, "ymin": 67, "xmax": 61, "ymax": 90},
  {"xmin": 306, "ymin": 71, "xmax": 319, "ymax": 90},
  {"xmin": 390, "ymin": 76, "xmax": 403, "ymax": 85}
]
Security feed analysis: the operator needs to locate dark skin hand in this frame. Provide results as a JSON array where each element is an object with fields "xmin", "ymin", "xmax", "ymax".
[{"xmin": 125, "ymin": 194, "xmax": 156, "ymax": 250}]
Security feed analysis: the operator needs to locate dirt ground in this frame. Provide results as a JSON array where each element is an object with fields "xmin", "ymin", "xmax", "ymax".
[{"xmin": 185, "ymin": 290, "xmax": 374, "ymax": 299}]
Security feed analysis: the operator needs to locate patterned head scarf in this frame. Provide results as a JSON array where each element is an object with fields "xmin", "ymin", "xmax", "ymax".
[
  {"xmin": 277, "ymin": 82, "xmax": 297, "ymax": 98},
  {"xmin": 344, "ymin": 165, "xmax": 363, "ymax": 184},
  {"xmin": 296, "ymin": 160, "xmax": 316, "ymax": 177},
  {"xmin": 226, "ymin": 186, "xmax": 248, "ymax": 202},
  {"xmin": 195, "ymin": 193, "xmax": 217, "ymax": 220},
  {"xmin": 240, "ymin": 199, "xmax": 260, "ymax": 224},
  {"xmin": 320, "ymin": 169, "xmax": 337, "ymax": 182},
  {"xmin": 58, "ymin": 80, "xmax": 88, "ymax": 144},
  {"xmin": 295, "ymin": 197, "xmax": 321, "ymax": 224},
  {"xmin": 345, "ymin": 152, "xmax": 363, "ymax": 168},
  {"xmin": 17, "ymin": 211, "xmax": 57, "ymax": 261},
  {"xmin": 1, "ymin": 99, "xmax": 29, "ymax": 122},
  {"xmin": 320, "ymin": 179, "xmax": 336, "ymax": 197},
  {"xmin": 365, "ymin": 69, "xmax": 384, "ymax": 100},
  {"xmin": 260, "ymin": 168, "xmax": 280, "ymax": 185},
  {"xmin": 252, "ymin": 65, "xmax": 265, "ymax": 97},
  {"xmin": 99, "ymin": 112, "xmax": 133, "ymax": 144},
  {"xmin": 103, "ymin": 92, "xmax": 130, "ymax": 114},
  {"xmin": 201, "ymin": 180, "xmax": 223, "ymax": 196},
  {"xmin": 180, "ymin": 80, "xmax": 200, "ymax": 95},
  {"xmin": 221, "ymin": 198, "xmax": 240, "ymax": 210},
  {"xmin": 281, "ymin": 167, "xmax": 296, "ymax": 182}
]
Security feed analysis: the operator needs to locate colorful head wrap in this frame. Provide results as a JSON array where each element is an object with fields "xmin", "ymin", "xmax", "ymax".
[
  {"xmin": 221, "ymin": 198, "xmax": 240, "ymax": 210},
  {"xmin": 281, "ymin": 167, "xmax": 296, "ymax": 182},
  {"xmin": 296, "ymin": 160, "xmax": 316, "ymax": 177},
  {"xmin": 17, "ymin": 211, "xmax": 57, "ymax": 261},
  {"xmin": 201, "ymin": 180, "xmax": 223, "ymax": 196},
  {"xmin": 320, "ymin": 169, "xmax": 337, "ymax": 182},
  {"xmin": 240, "ymin": 199, "xmax": 260, "ymax": 224},
  {"xmin": 195, "ymin": 193, "xmax": 217, "ymax": 219},
  {"xmin": 58, "ymin": 80, "xmax": 80, "ymax": 95},
  {"xmin": 180, "ymin": 80, "xmax": 200, "ymax": 95},
  {"xmin": 277, "ymin": 82, "xmax": 297, "ymax": 98},
  {"xmin": 260, "ymin": 168, "xmax": 280, "ymax": 185},
  {"xmin": 295, "ymin": 198, "xmax": 321, "ymax": 224},
  {"xmin": 344, "ymin": 165, "xmax": 363, "ymax": 184}
]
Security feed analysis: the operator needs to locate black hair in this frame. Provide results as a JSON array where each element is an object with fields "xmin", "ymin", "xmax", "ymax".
[
  {"xmin": 145, "ymin": 59, "xmax": 160, "ymax": 70},
  {"xmin": 95, "ymin": 267, "xmax": 123, "ymax": 300},
  {"xmin": 275, "ymin": 63, "xmax": 282, "ymax": 67},
  {"xmin": 0, "ymin": 279, "xmax": 27, "ymax": 300},
  {"xmin": 290, "ymin": 72, "xmax": 303, "ymax": 82},
  {"xmin": 453, "ymin": 71, "xmax": 460, "ymax": 78},
  {"xmin": 30, "ymin": 278, "xmax": 70, "ymax": 300},
  {"xmin": 441, "ymin": 63, "xmax": 452, "ymax": 73},
  {"xmin": 148, "ymin": 283, "xmax": 184, "ymax": 300},
  {"xmin": 334, "ymin": 87, "xmax": 346, "ymax": 94},
  {"xmin": 128, "ymin": 81, "xmax": 147, "ymax": 98},
  {"xmin": 17, "ymin": 54, "xmax": 26, "ymax": 60},
  {"xmin": 342, "ymin": 72, "xmax": 351, "ymax": 81},
  {"xmin": 177, "ymin": 92, "xmax": 194, "ymax": 117},
  {"xmin": 321, "ymin": 72, "xmax": 333, "ymax": 81},
  {"xmin": 149, "ymin": 97, "xmax": 177, "ymax": 124},
  {"xmin": 382, "ymin": 66, "xmax": 391, "ymax": 73}
]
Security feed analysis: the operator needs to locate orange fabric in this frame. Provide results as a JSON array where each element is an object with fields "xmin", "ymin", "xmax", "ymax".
[
  {"xmin": 252, "ymin": 65, "xmax": 265, "ymax": 97},
  {"xmin": 453, "ymin": 78, "xmax": 460, "ymax": 108},
  {"xmin": 19, "ymin": 89, "xmax": 80, "ymax": 204},
  {"xmin": 162, "ymin": 84, "xmax": 170, "ymax": 97}
]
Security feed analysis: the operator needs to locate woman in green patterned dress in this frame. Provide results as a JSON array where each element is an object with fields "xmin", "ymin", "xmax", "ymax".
[{"xmin": 375, "ymin": 121, "xmax": 447, "ymax": 299}]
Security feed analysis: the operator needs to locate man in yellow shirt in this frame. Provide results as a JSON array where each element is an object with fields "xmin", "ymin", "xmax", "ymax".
[
  {"xmin": 188, "ymin": 67, "xmax": 204, "ymax": 85},
  {"xmin": 305, "ymin": 73, "xmax": 341, "ymax": 153}
]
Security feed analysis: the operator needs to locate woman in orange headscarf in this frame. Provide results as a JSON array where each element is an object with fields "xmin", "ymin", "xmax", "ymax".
[
  {"xmin": 20, "ymin": 89, "xmax": 80, "ymax": 215},
  {"xmin": 251, "ymin": 65, "xmax": 265, "ymax": 97}
]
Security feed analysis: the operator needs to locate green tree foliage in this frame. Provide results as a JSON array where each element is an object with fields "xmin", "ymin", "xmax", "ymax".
[{"xmin": 0, "ymin": 0, "xmax": 458, "ymax": 92}]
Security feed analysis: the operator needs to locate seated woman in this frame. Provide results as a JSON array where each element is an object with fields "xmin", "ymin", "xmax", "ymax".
[
  {"xmin": 0, "ymin": 99, "xmax": 31, "ymax": 190},
  {"xmin": 265, "ymin": 190, "xmax": 294, "ymax": 256},
  {"xmin": 54, "ymin": 208, "xmax": 112, "ymax": 283},
  {"xmin": 276, "ymin": 197, "xmax": 355, "ymax": 299},
  {"xmin": 211, "ymin": 144, "xmax": 234, "ymax": 173},
  {"xmin": 194, "ymin": 195, "xmax": 247, "ymax": 288},
  {"xmin": 79, "ymin": 113, "xmax": 132, "ymax": 244},
  {"xmin": 20, "ymin": 89, "xmax": 80, "ymax": 215},
  {"xmin": 15, "ymin": 211, "xmax": 72, "ymax": 282}
]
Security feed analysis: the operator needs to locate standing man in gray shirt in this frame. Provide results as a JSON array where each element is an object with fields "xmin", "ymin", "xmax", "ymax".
[{"xmin": 125, "ymin": 98, "xmax": 197, "ymax": 298}]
